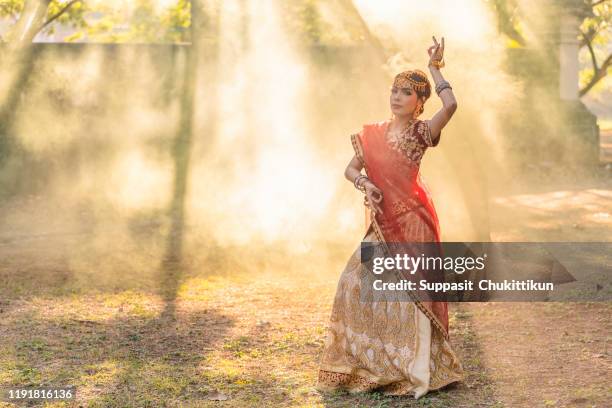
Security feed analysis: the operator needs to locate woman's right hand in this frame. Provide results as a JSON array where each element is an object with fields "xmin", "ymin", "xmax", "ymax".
[
  {"xmin": 364, "ymin": 181, "xmax": 384, "ymax": 214},
  {"xmin": 427, "ymin": 35, "xmax": 445, "ymax": 69}
]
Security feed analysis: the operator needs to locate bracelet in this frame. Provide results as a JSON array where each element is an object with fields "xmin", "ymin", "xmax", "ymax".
[
  {"xmin": 354, "ymin": 175, "xmax": 367, "ymax": 192},
  {"xmin": 354, "ymin": 175, "xmax": 368, "ymax": 193},
  {"xmin": 435, "ymin": 80, "xmax": 452, "ymax": 96},
  {"xmin": 429, "ymin": 59, "xmax": 445, "ymax": 69}
]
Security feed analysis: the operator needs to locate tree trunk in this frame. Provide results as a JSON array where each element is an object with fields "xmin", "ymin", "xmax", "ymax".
[
  {"xmin": 0, "ymin": 0, "xmax": 51, "ymax": 161},
  {"xmin": 160, "ymin": 0, "xmax": 204, "ymax": 306}
]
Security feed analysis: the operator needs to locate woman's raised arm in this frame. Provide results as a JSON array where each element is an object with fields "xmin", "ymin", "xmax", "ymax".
[{"xmin": 426, "ymin": 36, "xmax": 457, "ymax": 144}]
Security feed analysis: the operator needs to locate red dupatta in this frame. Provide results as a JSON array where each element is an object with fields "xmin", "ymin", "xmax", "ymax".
[{"xmin": 351, "ymin": 120, "xmax": 449, "ymax": 339}]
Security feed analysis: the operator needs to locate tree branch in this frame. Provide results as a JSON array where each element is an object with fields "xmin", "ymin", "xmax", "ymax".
[
  {"xmin": 584, "ymin": 32, "xmax": 599, "ymax": 71},
  {"xmin": 578, "ymin": 20, "xmax": 611, "ymax": 97},
  {"xmin": 38, "ymin": 0, "xmax": 81, "ymax": 32},
  {"xmin": 579, "ymin": 26, "xmax": 600, "ymax": 47},
  {"xmin": 580, "ymin": 53, "xmax": 612, "ymax": 97},
  {"xmin": 590, "ymin": 0, "xmax": 609, "ymax": 8}
]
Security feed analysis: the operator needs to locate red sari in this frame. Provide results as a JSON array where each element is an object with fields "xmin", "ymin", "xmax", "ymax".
[{"xmin": 351, "ymin": 119, "xmax": 449, "ymax": 339}]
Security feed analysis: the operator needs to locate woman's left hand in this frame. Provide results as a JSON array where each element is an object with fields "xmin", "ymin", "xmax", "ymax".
[
  {"xmin": 363, "ymin": 181, "xmax": 384, "ymax": 215},
  {"xmin": 428, "ymin": 36, "xmax": 445, "ymax": 69}
]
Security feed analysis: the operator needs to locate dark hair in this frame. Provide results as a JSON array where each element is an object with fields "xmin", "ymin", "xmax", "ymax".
[{"xmin": 408, "ymin": 70, "xmax": 431, "ymax": 101}]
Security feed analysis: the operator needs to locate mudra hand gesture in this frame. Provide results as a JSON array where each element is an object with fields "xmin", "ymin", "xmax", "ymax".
[
  {"xmin": 364, "ymin": 181, "xmax": 383, "ymax": 215},
  {"xmin": 428, "ymin": 35, "xmax": 445, "ymax": 69}
]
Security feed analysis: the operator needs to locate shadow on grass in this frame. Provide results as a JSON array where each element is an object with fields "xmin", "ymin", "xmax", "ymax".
[{"xmin": 1, "ymin": 304, "xmax": 233, "ymax": 407}]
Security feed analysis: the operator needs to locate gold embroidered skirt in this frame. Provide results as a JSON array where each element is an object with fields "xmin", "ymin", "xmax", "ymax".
[{"xmin": 317, "ymin": 228, "xmax": 464, "ymax": 399}]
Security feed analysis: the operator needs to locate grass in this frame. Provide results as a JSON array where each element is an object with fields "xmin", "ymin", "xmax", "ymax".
[{"xmin": 0, "ymin": 258, "xmax": 497, "ymax": 408}]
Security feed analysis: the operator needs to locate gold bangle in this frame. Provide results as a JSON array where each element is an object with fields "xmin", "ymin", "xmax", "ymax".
[{"xmin": 430, "ymin": 59, "xmax": 444, "ymax": 69}]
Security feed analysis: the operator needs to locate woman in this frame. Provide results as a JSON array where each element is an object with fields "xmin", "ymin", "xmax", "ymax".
[{"xmin": 317, "ymin": 36, "xmax": 464, "ymax": 399}]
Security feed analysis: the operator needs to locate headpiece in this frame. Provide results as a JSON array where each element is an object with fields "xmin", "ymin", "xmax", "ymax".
[{"xmin": 392, "ymin": 70, "xmax": 431, "ymax": 100}]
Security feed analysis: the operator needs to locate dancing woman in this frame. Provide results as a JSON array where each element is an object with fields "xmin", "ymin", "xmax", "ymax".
[{"xmin": 317, "ymin": 37, "xmax": 464, "ymax": 399}]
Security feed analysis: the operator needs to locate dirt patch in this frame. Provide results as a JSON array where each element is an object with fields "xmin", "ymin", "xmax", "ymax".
[{"xmin": 464, "ymin": 302, "xmax": 611, "ymax": 407}]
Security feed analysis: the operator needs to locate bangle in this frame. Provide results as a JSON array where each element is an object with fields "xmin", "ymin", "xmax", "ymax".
[
  {"xmin": 353, "ymin": 175, "xmax": 363, "ymax": 189},
  {"xmin": 435, "ymin": 80, "xmax": 452, "ymax": 96},
  {"xmin": 354, "ymin": 175, "xmax": 368, "ymax": 193},
  {"xmin": 354, "ymin": 175, "xmax": 366, "ymax": 192},
  {"xmin": 429, "ymin": 59, "xmax": 445, "ymax": 69}
]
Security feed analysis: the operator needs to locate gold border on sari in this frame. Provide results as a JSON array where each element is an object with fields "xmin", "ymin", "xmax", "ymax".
[{"xmin": 350, "ymin": 133, "xmax": 365, "ymax": 167}]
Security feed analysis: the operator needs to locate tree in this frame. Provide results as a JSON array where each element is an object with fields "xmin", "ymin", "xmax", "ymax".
[
  {"xmin": 578, "ymin": 0, "xmax": 611, "ymax": 96},
  {"xmin": 488, "ymin": 0, "xmax": 611, "ymax": 97},
  {"xmin": 0, "ymin": 0, "xmax": 86, "ymax": 46}
]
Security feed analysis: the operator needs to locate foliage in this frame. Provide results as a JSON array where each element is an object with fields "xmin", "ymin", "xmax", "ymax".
[
  {"xmin": 45, "ymin": 0, "xmax": 87, "ymax": 33},
  {"xmin": 0, "ymin": 0, "xmax": 191, "ymax": 43},
  {"xmin": 280, "ymin": 0, "xmax": 327, "ymax": 45},
  {"xmin": 79, "ymin": 0, "xmax": 191, "ymax": 43},
  {"xmin": 0, "ymin": 0, "xmax": 87, "ymax": 38},
  {"xmin": 0, "ymin": 0, "xmax": 23, "ymax": 19},
  {"xmin": 163, "ymin": 0, "xmax": 191, "ymax": 43},
  {"xmin": 278, "ymin": 0, "xmax": 369, "ymax": 47}
]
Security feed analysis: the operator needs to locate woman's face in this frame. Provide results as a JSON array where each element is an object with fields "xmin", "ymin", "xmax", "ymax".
[{"xmin": 390, "ymin": 86, "xmax": 419, "ymax": 118}]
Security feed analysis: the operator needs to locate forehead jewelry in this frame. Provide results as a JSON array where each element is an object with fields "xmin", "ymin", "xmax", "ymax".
[{"xmin": 392, "ymin": 70, "xmax": 429, "ymax": 93}]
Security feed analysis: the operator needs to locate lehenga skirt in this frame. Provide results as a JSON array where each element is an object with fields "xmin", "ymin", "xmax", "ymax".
[{"xmin": 317, "ymin": 211, "xmax": 464, "ymax": 399}]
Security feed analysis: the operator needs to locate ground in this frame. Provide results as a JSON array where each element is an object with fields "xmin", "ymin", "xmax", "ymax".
[{"xmin": 0, "ymin": 169, "xmax": 610, "ymax": 408}]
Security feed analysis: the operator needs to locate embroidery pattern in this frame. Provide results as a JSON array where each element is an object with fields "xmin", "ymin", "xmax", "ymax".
[
  {"xmin": 386, "ymin": 120, "xmax": 432, "ymax": 164},
  {"xmin": 317, "ymin": 229, "xmax": 464, "ymax": 396},
  {"xmin": 391, "ymin": 199, "xmax": 421, "ymax": 217}
]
